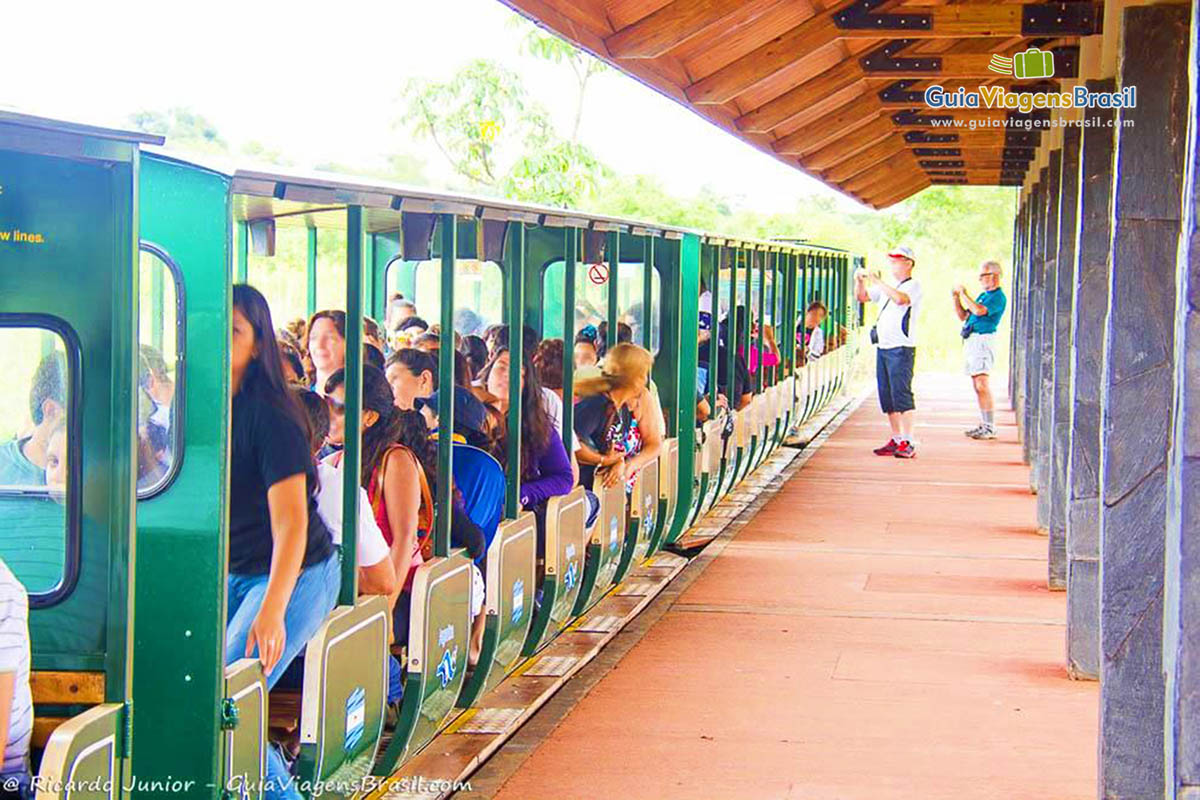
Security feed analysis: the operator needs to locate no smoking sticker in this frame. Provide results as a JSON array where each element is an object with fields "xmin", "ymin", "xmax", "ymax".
[{"xmin": 588, "ymin": 263, "xmax": 609, "ymax": 285}]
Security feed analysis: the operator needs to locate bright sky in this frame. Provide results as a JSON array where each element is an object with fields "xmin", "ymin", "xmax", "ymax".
[{"xmin": 1, "ymin": 0, "xmax": 855, "ymax": 213}]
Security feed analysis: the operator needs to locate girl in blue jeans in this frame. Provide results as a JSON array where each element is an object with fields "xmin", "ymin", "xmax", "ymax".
[{"xmin": 226, "ymin": 285, "xmax": 340, "ymax": 800}]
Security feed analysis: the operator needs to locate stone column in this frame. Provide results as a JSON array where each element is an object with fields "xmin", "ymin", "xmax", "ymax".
[
  {"xmin": 1164, "ymin": 2, "xmax": 1200, "ymax": 793},
  {"xmin": 1099, "ymin": 6, "xmax": 1188, "ymax": 797},
  {"xmin": 1036, "ymin": 153, "xmax": 1062, "ymax": 534},
  {"xmin": 1066, "ymin": 79, "xmax": 1116, "ymax": 680},
  {"xmin": 1049, "ymin": 133, "xmax": 1080, "ymax": 590},
  {"xmin": 1024, "ymin": 171, "xmax": 1048, "ymax": 470},
  {"xmin": 1011, "ymin": 199, "xmax": 1028, "ymax": 417}
]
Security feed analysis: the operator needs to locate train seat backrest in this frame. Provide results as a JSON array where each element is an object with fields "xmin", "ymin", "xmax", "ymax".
[{"xmin": 451, "ymin": 444, "xmax": 506, "ymax": 549}]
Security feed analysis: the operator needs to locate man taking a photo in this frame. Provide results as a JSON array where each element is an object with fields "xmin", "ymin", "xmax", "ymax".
[
  {"xmin": 856, "ymin": 246, "xmax": 922, "ymax": 459},
  {"xmin": 953, "ymin": 260, "xmax": 1007, "ymax": 440}
]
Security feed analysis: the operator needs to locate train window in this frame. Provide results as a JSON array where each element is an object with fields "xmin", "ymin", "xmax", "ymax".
[
  {"xmin": 541, "ymin": 260, "xmax": 660, "ymax": 352},
  {"xmin": 136, "ymin": 243, "xmax": 185, "ymax": 499},
  {"xmin": 408, "ymin": 260, "xmax": 502, "ymax": 337},
  {"xmin": 0, "ymin": 320, "xmax": 80, "ymax": 604}
]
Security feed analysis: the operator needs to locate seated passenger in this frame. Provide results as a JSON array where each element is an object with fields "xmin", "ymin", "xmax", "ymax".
[
  {"xmin": 138, "ymin": 344, "xmax": 175, "ymax": 433},
  {"xmin": 227, "ymin": 285, "xmax": 339, "ymax": 800},
  {"xmin": 0, "ymin": 557, "xmax": 32, "ymax": 798},
  {"xmin": 363, "ymin": 316, "xmax": 386, "ymax": 355},
  {"xmin": 480, "ymin": 346, "xmax": 573, "ymax": 554},
  {"xmin": 363, "ymin": 343, "xmax": 386, "ymax": 372},
  {"xmin": 0, "ymin": 352, "xmax": 65, "ymax": 487},
  {"xmin": 711, "ymin": 311, "xmax": 753, "ymax": 409},
  {"xmin": 532, "ymin": 339, "xmax": 565, "ymax": 400},
  {"xmin": 798, "ymin": 302, "xmax": 828, "ymax": 365},
  {"xmin": 296, "ymin": 389, "xmax": 396, "ymax": 597},
  {"xmin": 413, "ymin": 332, "xmax": 440, "ymax": 354},
  {"xmin": 460, "ymin": 335, "xmax": 489, "ymax": 381},
  {"xmin": 384, "ymin": 348, "xmax": 436, "ymax": 411},
  {"xmin": 573, "ymin": 327, "xmax": 600, "ymax": 376},
  {"xmin": 573, "ymin": 343, "xmax": 664, "ymax": 492},
  {"xmin": 279, "ymin": 343, "xmax": 306, "ymax": 386},
  {"xmin": 595, "ymin": 321, "xmax": 632, "ymax": 360},
  {"xmin": 307, "ymin": 310, "xmax": 347, "ymax": 396}
]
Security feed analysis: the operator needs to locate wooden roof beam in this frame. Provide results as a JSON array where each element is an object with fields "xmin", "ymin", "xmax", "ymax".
[
  {"xmin": 823, "ymin": 134, "xmax": 910, "ymax": 183},
  {"xmin": 803, "ymin": 117, "xmax": 896, "ymax": 171},
  {"xmin": 771, "ymin": 92, "xmax": 886, "ymax": 156},
  {"xmin": 605, "ymin": 0, "xmax": 748, "ymax": 59},
  {"xmin": 834, "ymin": 4, "xmax": 1100, "ymax": 40},
  {"xmin": 738, "ymin": 59, "xmax": 865, "ymax": 132},
  {"xmin": 854, "ymin": 169, "xmax": 929, "ymax": 205},
  {"xmin": 865, "ymin": 175, "xmax": 932, "ymax": 208},
  {"xmin": 844, "ymin": 162, "xmax": 924, "ymax": 197}
]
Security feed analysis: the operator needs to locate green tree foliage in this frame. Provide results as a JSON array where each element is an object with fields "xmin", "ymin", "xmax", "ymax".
[
  {"xmin": 516, "ymin": 20, "xmax": 607, "ymax": 141},
  {"xmin": 129, "ymin": 107, "xmax": 228, "ymax": 154},
  {"xmin": 400, "ymin": 59, "xmax": 605, "ymax": 208}
]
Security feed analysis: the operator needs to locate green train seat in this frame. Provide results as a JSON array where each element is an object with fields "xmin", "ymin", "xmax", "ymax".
[
  {"xmin": 523, "ymin": 488, "xmax": 588, "ymax": 655},
  {"xmin": 574, "ymin": 482, "xmax": 626, "ymax": 615},
  {"xmin": 614, "ymin": 456, "xmax": 658, "ymax": 584},
  {"xmin": 37, "ymin": 702, "xmax": 124, "ymax": 800},
  {"xmin": 648, "ymin": 438, "xmax": 679, "ymax": 554},
  {"xmin": 457, "ymin": 512, "xmax": 537, "ymax": 707},
  {"xmin": 293, "ymin": 596, "xmax": 390, "ymax": 795},
  {"xmin": 377, "ymin": 553, "xmax": 473, "ymax": 774},
  {"xmin": 222, "ymin": 659, "xmax": 267, "ymax": 800}
]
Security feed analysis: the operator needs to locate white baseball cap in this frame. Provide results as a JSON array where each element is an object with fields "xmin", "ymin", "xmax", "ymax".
[{"xmin": 886, "ymin": 245, "xmax": 916, "ymax": 262}]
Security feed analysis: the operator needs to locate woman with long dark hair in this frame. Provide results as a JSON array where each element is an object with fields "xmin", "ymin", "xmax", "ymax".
[
  {"xmin": 227, "ymin": 285, "xmax": 339, "ymax": 800},
  {"xmin": 480, "ymin": 345, "xmax": 572, "ymax": 516}
]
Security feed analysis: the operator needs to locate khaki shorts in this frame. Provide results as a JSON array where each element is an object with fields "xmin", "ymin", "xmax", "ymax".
[{"xmin": 964, "ymin": 332, "xmax": 996, "ymax": 376}]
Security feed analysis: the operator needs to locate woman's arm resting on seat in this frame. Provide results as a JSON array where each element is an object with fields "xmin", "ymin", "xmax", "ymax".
[
  {"xmin": 383, "ymin": 451, "xmax": 421, "ymax": 591},
  {"xmin": 255, "ymin": 473, "xmax": 309, "ymax": 674}
]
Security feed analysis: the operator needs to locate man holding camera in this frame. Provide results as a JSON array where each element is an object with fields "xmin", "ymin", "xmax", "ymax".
[
  {"xmin": 856, "ymin": 246, "xmax": 922, "ymax": 459},
  {"xmin": 952, "ymin": 260, "xmax": 1007, "ymax": 440}
]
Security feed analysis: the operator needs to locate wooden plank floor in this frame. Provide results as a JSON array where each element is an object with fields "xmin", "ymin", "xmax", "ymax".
[{"xmin": 481, "ymin": 376, "xmax": 1098, "ymax": 800}]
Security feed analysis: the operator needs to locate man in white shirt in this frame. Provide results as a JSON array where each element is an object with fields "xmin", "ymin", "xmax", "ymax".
[
  {"xmin": 0, "ymin": 559, "xmax": 31, "ymax": 797},
  {"xmin": 856, "ymin": 245, "xmax": 923, "ymax": 459}
]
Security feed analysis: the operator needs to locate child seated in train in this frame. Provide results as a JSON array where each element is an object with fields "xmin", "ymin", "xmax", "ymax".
[
  {"xmin": 0, "ymin": 557, "xmax": 32, "ymax": 800},
  {"xmin": 295, "ymin": 389, "xmax": 396, "ymax": 597},
  {"xmin": 0, "ymin": 352, "xmax": 65, "ymax": 488}
]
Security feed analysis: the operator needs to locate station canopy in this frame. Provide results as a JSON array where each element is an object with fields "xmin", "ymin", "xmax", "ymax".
[{"xmin": 499, "ymin": 0, "xmax": 1100, "ymax": 207}]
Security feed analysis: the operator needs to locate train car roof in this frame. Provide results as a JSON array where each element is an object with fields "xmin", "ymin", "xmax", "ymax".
[
  {"xmin": 145, "ymin": 146, "xmax": 847, "ymax": 255},
  {"xmin": 0, "ymin": 110, "xmax": 164, "ymax": 146}
]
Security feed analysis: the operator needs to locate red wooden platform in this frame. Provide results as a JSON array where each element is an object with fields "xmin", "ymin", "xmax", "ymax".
[{"xmin": 482, "ymin": 377, "xmax": 1097, "ymax": 799}]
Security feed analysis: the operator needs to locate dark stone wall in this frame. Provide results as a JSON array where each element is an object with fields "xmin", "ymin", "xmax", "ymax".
[
  {"xmin": 1066, "ymin": 79, "xmax": 1116, "ymax": 681},
  {"xmin": 1037, "ymin": 155, "xmax": 1062, "ymax": 532},
  {"xmin": 1099, "ymin": 6, "xmax": 1188, "ymax": 797}
]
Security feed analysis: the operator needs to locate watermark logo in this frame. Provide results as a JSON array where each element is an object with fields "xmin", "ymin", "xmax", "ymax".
[{"xmin": 989, "ymin": 48, "xmax": 1055, "ymax": 79}]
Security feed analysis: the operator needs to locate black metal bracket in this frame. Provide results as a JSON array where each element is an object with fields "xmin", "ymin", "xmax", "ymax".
[
  {"xmin": 920, "ymin": 159, "xmax": 966, "ymax": 169},
  {"xmin": 905, "ymin": 131, "xmax": 958, "ymax": 144},
  {"xmin": 931, "ymin": 178, "xmax": 969, "ymax": 185},
  {"xmin": 1053, "ymin": 46, "xmax": 1080, "ymax": 78},
  {"xmin": 1003, "ymin": 147, "xmax": 1036, "ymax": 161},
  {"xmin": 861, "ymin": 40, "xmax": 941, "ymax": 73},
  {"xmin": 835, "ymin": 0, "xmax": 932, "ymax": 31},
  {"xmin": 1000, "ymin": 177, "xmax": 1025, "ymax": 186},
  {"xmin": 913, "ymin": 147, "xmax": 962, "ymax": 157},
  {"xmin": 1001, "ymin": 169, "xmax": 1028, "ymax": 181},
  {"xmin": 1021, "ymin": 2, "xmax": 1100, "ymax": 35},
  {"xmin": 879, "ymin": 80, "xmax": 924, "ymax": 104},
  {"xmin": 892, "ymin": 110, "xmax": 954, "ymax": 126},
  {"xmin": 1002, "ymin": 160, "xmax": 1032, "ymax": 171},
  {"xmin": 1004, "ymin": 130, "xmax": 1040, "ymax": 148},
  {"xmin": 926, "ymin": 170, "xmax": 967, "ymax": 177}
]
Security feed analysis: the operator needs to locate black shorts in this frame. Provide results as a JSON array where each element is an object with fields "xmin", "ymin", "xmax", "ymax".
[{"xmin": 877, "ymin": 347, "xmax": 916, "ymax": 414}]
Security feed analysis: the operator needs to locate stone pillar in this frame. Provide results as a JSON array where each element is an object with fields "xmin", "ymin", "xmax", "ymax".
[
  {"xmin": 1066, "ymin": 79, "xmax": 1116, "ymax": 681},
  {"xmin": 1011, "ymin": 199, "xmax": 1028, "ymax": 417},
  {"xmin": 1164, "ymin": 2, "xmax": 1200, "ymax": 793},
  {"xmin": 1099, "ymin": 6, "xmax": 1188, "ymax": 797},
  {"xmin": 1024, "ymin": 171, "xmax": 1048, "ymax": 470},
  {"xmin": 1036, "ymin": 153, "xmax": 1062, "ymax": 534},
  {"xmin": 1049, "ymin": 133, "xmax": 1080, "ymax": 590}
]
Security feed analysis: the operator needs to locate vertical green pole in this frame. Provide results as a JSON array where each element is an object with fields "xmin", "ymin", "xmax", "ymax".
[
  {"xmin": 435, "ymin": 215, "xmax": 457, "ymax": 557},
  {"xmin": 665, "ymin": 233, "xmax": 702, "ymax": 542},
  {"xmin": 236, "ymin": 220, "xmax": 248, "ymax": 283},
  {"xmin": 306, "ymin": 227, "xmax": 318, "ymax": 317},
  {"xmin": 739, "ymin": 248, "xmax": 748, "ymax": 388},
  {"xmin": 341, "ymin": 207, "xmax": 365, "ymax": 605},
  {"xmin": 707, "ymin": 245, "xmax": 720, "ymax": 412},
  {"xmin": 150, "ymin": 255, "xmax": 164, "ymax": 352},
  {"xmin": 505, "ymin": 223, "xmax": 525, "ymax": 519},
  {"xmin": 606, "ymin": 231, "xmax": 620, "ymax": 350},
  {"xmin": 755, "ymin": 252, "xmax": 766, "ymax": 393},
  {"xmin": 642, "ymin": 235, "xmax": 654, "ymax": 350},
  {"xmin": 562, "ymin": 229, "xmax": 578, "ymax": 442},
  {"xmin": 726, "ymin": 248, "xmax": 738, "ymax": 405},
  {"xmin": 782, "ymin": 252, "xmax": 794, "ymax": 373},
  {"xmin": 365, "ymin": 233, "xmax": 377, "ymax": 321}
]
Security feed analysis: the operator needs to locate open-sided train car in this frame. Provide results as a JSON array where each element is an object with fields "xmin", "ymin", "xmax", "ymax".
[{"xmin": 0, "ymin": 110, "xmax": 859, "ymax": 798}]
